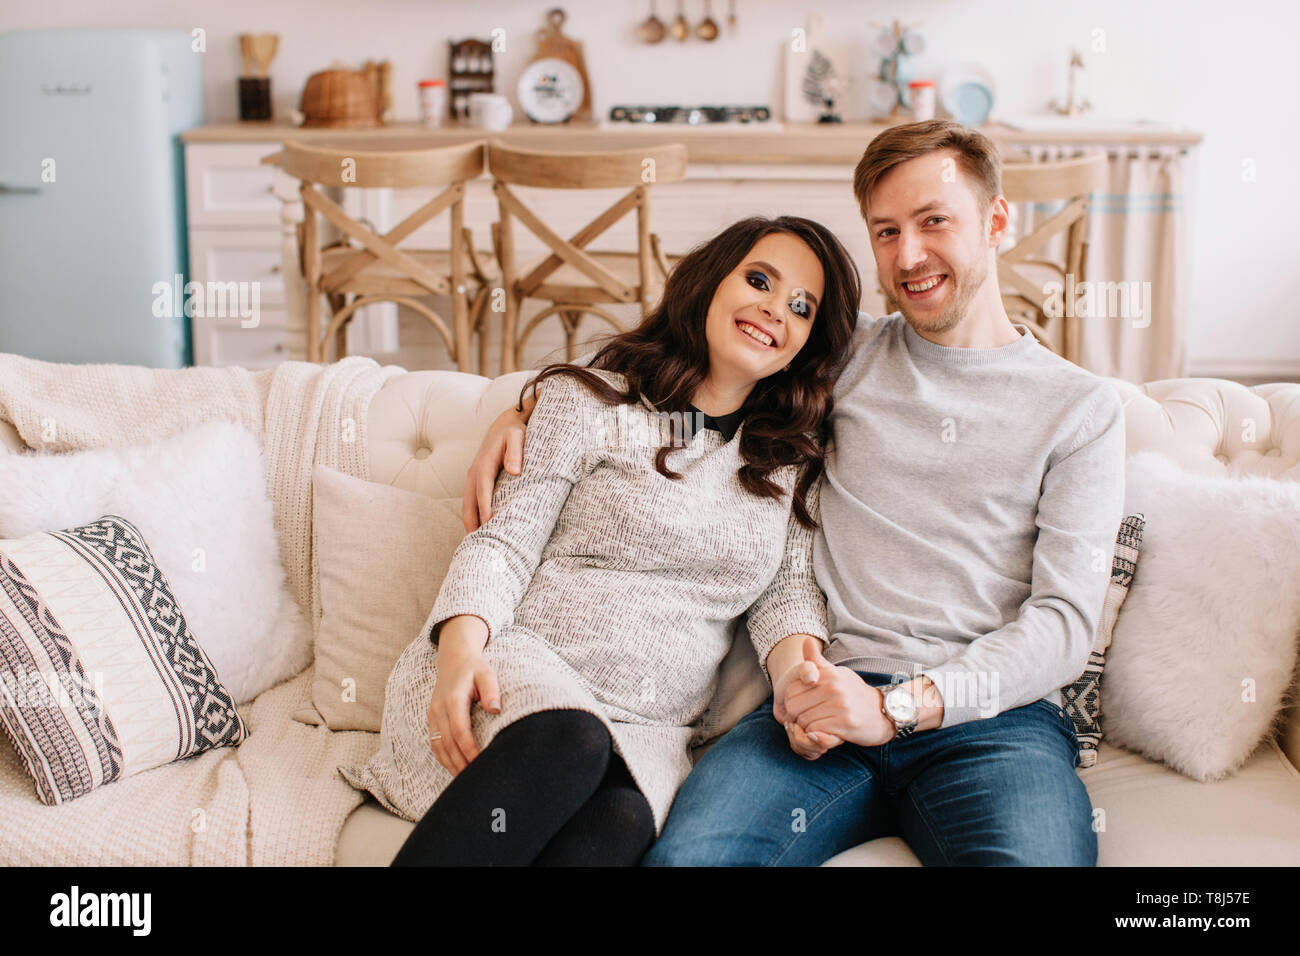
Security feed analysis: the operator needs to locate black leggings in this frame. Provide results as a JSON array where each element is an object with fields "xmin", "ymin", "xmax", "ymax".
[{"xmin": 390, "ymin": 708, "xmax": 656, "ymax": 866}]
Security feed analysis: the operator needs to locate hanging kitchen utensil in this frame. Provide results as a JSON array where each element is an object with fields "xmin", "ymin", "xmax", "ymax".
[
  {"xmin": 697, "ymin": 0, "xmax": 719, "ymax": 41},
  {"xmin": 728, "ymin": 0, "xmax": 737, "ymax": 31},
  {"xmin": 637, "ymin": 0, "xmax": 666, "ymax": 44},
  {"xmin": 528, "ymin": 8, "xmax": 593, "ymax": 120},
  {"xmin": 672, "ymin": 0, "xmax": 689, "ymax": 41}
]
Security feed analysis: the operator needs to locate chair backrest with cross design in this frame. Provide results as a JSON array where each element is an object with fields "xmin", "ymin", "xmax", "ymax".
[
  {"xmin": 998, "ymin": 151, "xmax": 1109, "ymax": 364},
  {"xmin": 485, "ymin": 141, "xmax": 689, "ymax": 374},
  {"xmin": 276, "ymin": 139, "xmax": 495, "ymax": 366}
]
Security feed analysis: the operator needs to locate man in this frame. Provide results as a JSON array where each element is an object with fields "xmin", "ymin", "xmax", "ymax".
[{"xmin": 462, "ymin": 120, "xmax": 1124, "ymax": 866}]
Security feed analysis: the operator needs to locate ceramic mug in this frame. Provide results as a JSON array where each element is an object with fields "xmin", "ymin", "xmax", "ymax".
[{"xmin": 467, "ymin": 93, "xmax": 513, "ymax": 131}]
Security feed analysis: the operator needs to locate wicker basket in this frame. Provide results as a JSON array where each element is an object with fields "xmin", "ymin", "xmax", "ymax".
[{"xmin": 299, "ymin": 69, "xmax": 379, "ymax": 128}]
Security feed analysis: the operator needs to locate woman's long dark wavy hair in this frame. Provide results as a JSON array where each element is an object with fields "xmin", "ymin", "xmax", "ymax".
[{"xmin": 517, "ymin": 215, "xmax": 860, "ymax": 529}]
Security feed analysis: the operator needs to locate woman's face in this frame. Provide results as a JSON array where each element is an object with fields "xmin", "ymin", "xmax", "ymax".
[{"xmin": 703, "ymin": 232, "xmax": 826, "ymax": 384}]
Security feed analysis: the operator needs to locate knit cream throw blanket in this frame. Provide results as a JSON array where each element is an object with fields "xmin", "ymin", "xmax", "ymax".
[
  {"xmin": 0, "ymin": 351, "xmax": 406, "ymax": 632},
  {"xmin": 0, "ymin": 351, "xmax": 407, "ymax": 865}
]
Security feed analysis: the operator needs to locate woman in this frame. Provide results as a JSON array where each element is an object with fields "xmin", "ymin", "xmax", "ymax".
[{"xmin": 339, "ymin": 215, "xmax": 861, "ymax": 865}]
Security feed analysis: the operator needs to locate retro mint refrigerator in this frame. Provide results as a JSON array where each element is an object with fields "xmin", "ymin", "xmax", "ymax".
[{"xmin": 0, "ymin": 29, "xmax": 202, "ymax": 367}]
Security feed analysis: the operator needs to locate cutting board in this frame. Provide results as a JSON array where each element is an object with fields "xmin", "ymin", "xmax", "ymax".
[{"xmin": 528, "ymin": 8, "xmax": 592, "ymax": 121}]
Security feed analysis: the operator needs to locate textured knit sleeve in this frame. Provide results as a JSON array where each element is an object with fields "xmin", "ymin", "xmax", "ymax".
[
  {"xmin": 421, "ymin": 373, "xmax": 590, "ymax": 645},
  {"xmin": 744, "ymin": 473, "xmax": 831, "ymax": 684},
  {"xmin": 919, "ymin": 384, "xmax": 1126, "ymax": 728}
]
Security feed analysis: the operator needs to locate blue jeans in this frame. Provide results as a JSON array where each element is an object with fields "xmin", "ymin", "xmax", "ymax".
[{"xmin": 643, "ymin": 672, "xmax": 1096, "ymax": 866}]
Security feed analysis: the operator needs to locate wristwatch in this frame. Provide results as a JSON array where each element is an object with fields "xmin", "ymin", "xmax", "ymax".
[{"xmin": 881, "ymin": 683, "xmax": 920, "ymax": 740}]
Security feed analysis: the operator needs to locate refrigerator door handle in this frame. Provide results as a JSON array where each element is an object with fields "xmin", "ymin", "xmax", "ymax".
[{"xmin": 0, "ymin": 183, "xmax": 42, "ymax": 194}]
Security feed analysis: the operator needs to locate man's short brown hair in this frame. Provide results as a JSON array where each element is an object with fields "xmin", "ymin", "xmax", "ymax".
[{"xmin": 853, "ymin": 119, "xmax": 1002, "ymax": 220}]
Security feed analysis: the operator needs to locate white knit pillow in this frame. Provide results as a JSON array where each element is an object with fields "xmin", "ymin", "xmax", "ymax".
[
  {"xmin": 0, "ymin": 421, "xmax": 310, "ymax": 704},
  {"xmin": 1102, "ymin": 453, "xmax": 1300, "ymax": 781}
]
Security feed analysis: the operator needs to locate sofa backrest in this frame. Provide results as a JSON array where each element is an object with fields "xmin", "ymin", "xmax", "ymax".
[
  {"xmin": 1105, "ymin": 378, "xmax": 1300, "ymax": 480},
  {"xmin": 364, "ymin": 372, "xmax": 1300, "ymax": 492}
]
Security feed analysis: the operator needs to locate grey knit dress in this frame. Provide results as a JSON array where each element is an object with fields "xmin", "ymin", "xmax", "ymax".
[{"xmin": 338, "ymin": 369, "xmax": 829, "ymax": 833}]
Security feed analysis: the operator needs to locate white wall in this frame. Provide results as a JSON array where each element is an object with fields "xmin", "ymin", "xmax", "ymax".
[{"xmin": 6, "ymin": 0, "xmax": 1298, "ymax": 377}]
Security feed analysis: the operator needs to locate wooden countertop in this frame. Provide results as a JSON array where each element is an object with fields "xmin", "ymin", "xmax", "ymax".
[{"xmin": 182, "ymin": 118, "xmax": 1203, "ymax": 165}]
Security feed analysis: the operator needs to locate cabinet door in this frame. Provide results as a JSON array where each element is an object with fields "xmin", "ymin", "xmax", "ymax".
[
  {"xmin": 185, "ymin": 142, "xmax": 285, "ymax": 227},
  {"xmin": 194, "ymin": 312, "xmax": 307, "ymax": 368},
  {"xmin": 187, "ymin": 228, "xmax": 287, "ymax": 308}
]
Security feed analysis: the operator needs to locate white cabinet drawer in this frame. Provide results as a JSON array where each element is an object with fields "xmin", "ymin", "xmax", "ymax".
[
  {"xmin": 194, "ymin": 317, "xmax": 307, "ymax": 369},
  {"xmin": 185, "ymin": 143, "xmax": 286, "ymax": 227},
  {"xmin": 188, "ymin": 229, "xmax": 287, "ymax": 306}
]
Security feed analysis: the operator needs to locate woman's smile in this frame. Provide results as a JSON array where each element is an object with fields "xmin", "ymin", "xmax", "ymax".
[{"xmin": 735, "ymin": 318, "xmax": 778, "ymax": 348}]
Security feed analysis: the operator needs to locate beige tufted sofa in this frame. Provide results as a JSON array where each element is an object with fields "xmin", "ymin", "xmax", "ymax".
[
  {"xmin": 331, "ymin": 371, "xmax": 1300, "ymax": 866},
  {"xmin": 3, "ymin": 371, "xmax": 1298, "ymax": 865}
]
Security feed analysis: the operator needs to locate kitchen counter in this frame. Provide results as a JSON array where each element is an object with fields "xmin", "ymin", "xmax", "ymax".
[{"xmin": 181, "ymin": 118, "xmax": 1203, "ymax": 165}]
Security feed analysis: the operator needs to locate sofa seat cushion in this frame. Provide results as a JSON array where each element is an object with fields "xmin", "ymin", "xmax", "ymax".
[
  {"xmin": 336, "ymin": 737, "xmax": 1300, "ymax": 867},
  {"xmin": 822, "ymin": 737, "xmax": 1300, "ymax": 866}
]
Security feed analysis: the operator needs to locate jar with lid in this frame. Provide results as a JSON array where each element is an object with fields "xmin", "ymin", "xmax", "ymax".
[
  {"xmin": 908, "ymin": 80, "xmax": 937, "ymax": 122},
  {"xmin": 418, "ymin": 79, "xmax": 447, "ymax": 128}
]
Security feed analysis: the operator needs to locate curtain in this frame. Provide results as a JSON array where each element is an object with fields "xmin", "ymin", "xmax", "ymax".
[{"xmin": 1006, "ymin": 144, "xmax": 1190, "ymax": 382}]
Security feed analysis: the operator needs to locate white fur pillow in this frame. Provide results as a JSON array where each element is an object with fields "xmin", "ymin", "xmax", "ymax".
[
  {"xmin": 0, "ymin": 421, "xmax": 310, "ymax": 704},
  {"xmin": 1102, "ymin": 452, "xmax": 1300, "ymax": 781}
]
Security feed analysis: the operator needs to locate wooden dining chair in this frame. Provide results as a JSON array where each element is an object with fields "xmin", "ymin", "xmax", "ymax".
[
  {"xmin": 486, "ymin": 141, "xmax": 688, "ymax": 374},
  {"xmin": 998, "ymin": 152, "xmax": 1109, "ymax": 364},
  {"xmin": 879, "ymin": 151, "xmax": 1108, "ymax": 365},
  {"xmin": 272, "ymin": 139, "xmax": 498, "ymax": 367}
]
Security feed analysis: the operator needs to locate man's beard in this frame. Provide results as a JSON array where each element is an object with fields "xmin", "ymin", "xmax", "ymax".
[{"xmin": 897, "ymin": 255, "xmax": 988, "ymax": 336}]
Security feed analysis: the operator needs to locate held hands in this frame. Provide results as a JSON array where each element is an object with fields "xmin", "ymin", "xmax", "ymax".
[
  {"xmin": 426, "ymin": 619, "xmax": 501, "ymax": 775},
  {"xmin": 772, "ymin": 637, "xmax": 844, "ymax": 760},
  {"xmin": 461, "ymin": 391, "xmax": 538, "ymax": 533},
  {"xmin": 778, "ymin": 637, "xmax": 898, "ymax": 752}
]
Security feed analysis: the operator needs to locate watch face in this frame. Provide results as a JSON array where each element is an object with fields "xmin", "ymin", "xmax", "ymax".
[{"xmin": 885, "ymin": 688, "xmax": 918, "ymax": 723}]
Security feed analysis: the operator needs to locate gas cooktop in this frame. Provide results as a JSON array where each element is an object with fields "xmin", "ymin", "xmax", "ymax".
[{"xmin": 603, "ymin": 104, "xmax": 778, "ymax": 127}]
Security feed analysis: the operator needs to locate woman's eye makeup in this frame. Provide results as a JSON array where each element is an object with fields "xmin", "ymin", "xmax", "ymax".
[{"xmin": 745, "ymin": 270, "xmax": 813, "ymax": 318}]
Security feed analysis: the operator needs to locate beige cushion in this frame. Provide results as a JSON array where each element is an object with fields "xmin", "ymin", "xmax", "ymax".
[{"xmin": 310, "ymin": 464, "xmax": 465, "ymax": 731}]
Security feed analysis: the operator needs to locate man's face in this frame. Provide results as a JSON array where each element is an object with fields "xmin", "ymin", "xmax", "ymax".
[{"xmin": 865, "ymin": 149, "xmax": 999, "ymax": 336}]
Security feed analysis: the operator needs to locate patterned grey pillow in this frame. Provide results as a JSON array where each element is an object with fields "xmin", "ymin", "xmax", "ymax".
[
  {"xmin": 0, "ymin": 514, "xmax": 247, "ymax": 805},
  {"xmin": 1061, "ymin": 513, "xmax": 1145, "ymax": 768}
]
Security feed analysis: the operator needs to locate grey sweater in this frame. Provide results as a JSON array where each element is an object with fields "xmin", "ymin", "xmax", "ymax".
[{"xmin": 817, "ymin": 314, "xmax": 1125, "ymax": 728}]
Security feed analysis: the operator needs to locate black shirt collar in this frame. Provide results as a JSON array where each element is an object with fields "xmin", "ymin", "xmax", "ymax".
[{"xmin": 686, "ymin": 402, "xmax": 745, "ymax": 442}]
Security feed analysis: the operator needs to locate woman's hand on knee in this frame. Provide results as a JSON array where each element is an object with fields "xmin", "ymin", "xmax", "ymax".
[{"xmin": 427, "ymin": 650, "xmax": 502, "ymax": 775}]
